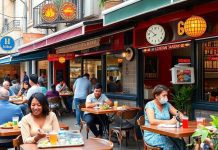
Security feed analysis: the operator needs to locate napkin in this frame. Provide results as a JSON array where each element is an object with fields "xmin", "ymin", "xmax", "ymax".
[{"xmin": 157, "ymin": 124, "xmax": 176, "ymax": 128}]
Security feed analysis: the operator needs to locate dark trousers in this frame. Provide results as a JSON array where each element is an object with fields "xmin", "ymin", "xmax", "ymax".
[
  {"xmin": 84, "ymin": 113, "xmax": 108, "ymax": 137},
  {"xmin": 63, "ymin": 96, "xmax": 73, "ymax": 112}
]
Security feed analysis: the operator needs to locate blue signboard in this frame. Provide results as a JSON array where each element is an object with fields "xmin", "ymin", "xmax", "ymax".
[{"xmin": 1, "ymin": 36, "xmax": 15, "ymax": 51}]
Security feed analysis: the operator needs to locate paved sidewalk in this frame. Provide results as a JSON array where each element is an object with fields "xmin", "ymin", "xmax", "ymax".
[{"xmin": 59, "ymin": 113, "xmax": 143, "ymax": 150}]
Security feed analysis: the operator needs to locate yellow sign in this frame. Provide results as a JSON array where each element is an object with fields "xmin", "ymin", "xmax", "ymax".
[
  {"xmin": 60, "ymin": 2, "xmax": 77, "ymax": 21},
  {"xmin": 59, "ymin": 57, "xmax": 66, "ymax": 63},
  {"xmin": 177, "ymin": 16, "xmax": 207, "ymax": 37},
  {"xmin": 41, "ymin": 3, "xmax": 58, "ymax": 23}
]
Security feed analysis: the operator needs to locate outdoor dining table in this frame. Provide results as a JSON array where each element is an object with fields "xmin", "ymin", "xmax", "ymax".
[
  {"xmin": 20, "ymin": 138, "xmax": 113, "ymax": 150},
  {"xmin": 141, "ymin": 121, "xmax": 198, "ymax": 138},
  {"xmin": 81, "ymin": 106, "xmax": 141, "ymax": 138},
  {"xmin": 0, "ymin": 122, "xmax": 69, "ymax": 137}
]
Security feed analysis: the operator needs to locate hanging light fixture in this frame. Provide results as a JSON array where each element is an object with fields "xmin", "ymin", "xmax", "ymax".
[{"xmin": 184, "ymin": 16, "xmax": 207, "ymax": 37}]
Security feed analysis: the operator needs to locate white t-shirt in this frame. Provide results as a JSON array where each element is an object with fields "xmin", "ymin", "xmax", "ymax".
[{"xmin": 26, "ymin": 85, "xmax": 43, "ymax": 100}]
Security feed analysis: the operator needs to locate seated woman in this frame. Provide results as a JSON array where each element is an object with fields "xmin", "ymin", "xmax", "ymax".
[
  {"xmin": 144, "ymin": 84, "xmax": 185, "ymax": 150},
  {"xmin": 46, "ymin": 84, "xmax": 59, "ymax": 99},
  {"xmin": 17, "ymin": 80, "xmax": 30, "ymax": 97},
  {"xmin": 20, "ymin": 93, "xmax": 60, "ymax": 144}
]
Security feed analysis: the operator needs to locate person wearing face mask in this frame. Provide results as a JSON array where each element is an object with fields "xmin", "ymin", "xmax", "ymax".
[{"xmin": 144, "ymin": 84, "xmax": 185, "ymax": 150}]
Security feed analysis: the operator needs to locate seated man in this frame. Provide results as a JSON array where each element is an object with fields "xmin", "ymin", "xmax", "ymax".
[
  {"xmin": 3, "ymin": 80, "xmax": 15, "ymax": 97},
  {"xmin": 84, "ymin": 83, "xmax": 113, "ymax": 137},
  {"xmin": 0, "ymin": 87, "xmax": 23, "ymax": 149}
]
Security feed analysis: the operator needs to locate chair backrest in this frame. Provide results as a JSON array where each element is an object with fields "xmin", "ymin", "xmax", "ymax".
[
  {"xmin": 47, "ymin": 96, "xmax": 61, "ymax": 103},
  {"xmin": 13, "ymin": 135, "xmax": 23, "ymax": 150},
  {"xmin": 117, "ymin": 108, "xmax": 139, "ymax": 120},
  {"xmin": 79, "ymin": 103, "xmax": 86, "ymax": 109},
  {"xmin": 137, "ymin": 115, "xmax": 145, "ymax": 126}
]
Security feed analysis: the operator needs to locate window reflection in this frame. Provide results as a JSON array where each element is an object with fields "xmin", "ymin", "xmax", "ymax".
[{"xmin": 106, "ymin": 53, "xmax": 123, "ymax": 93}]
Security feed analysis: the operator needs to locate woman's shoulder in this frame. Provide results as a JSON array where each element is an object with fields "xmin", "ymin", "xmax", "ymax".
[
  {"xmin": 21, "ymin": 114, "xmax": 32, "ymax": 123},
  {"xmin": 145, "ymin": 100, "xmax": 155, "ymax": 109},
  {"xmin": 48, "ymin": 111, "xmax": 57, "ymax": 118}
]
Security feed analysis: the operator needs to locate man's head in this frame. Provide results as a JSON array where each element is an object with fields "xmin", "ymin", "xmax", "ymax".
[
  {"xmin": 94, "ymin": 83, "xmax": 103, "ymax": 99},
  {"xmin": 58, "ymin": 78, "xmax": 64, "ymax": 85},
  {"xmin": 109, "ymin": 76, "xmax": 113, "ymax": 81},
  {"xmin": 23, "ymin": 71, "xmax": 26, "ymax": 75},
  {"xmin": 29, "ymin": 74, "xmax": 38, "ymax": 86},
  {"xmin": 83, "ymin": 73, "xmax": 90, "ymax": 79},
  {"xmin": 0, "ymin": 87, "xmax": 9, "ymax": 100},
  {"xmin": 3, "ymin": 81, "xmax": 10, "ymax": 90}
]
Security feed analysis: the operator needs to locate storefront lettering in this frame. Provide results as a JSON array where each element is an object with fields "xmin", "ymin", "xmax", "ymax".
[
  {"xmin": 177, "ymin": 21, "xmax": 185, "ymax": 36},
  {"xmin": 56, "ymin": 38, "xmax": 100, "ymax": 54},
  {"xmin": 48, "ymin": 53, "xmax": 75, "ymax": 61},
  {"xmin": 144, "ymin": 42, "xmax": 191, "ymax": 52}
]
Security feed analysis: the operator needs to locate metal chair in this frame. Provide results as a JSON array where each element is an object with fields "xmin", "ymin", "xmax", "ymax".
[
  {"xmin": 47, "ymin": 97, "xmax": 62, "ymax": 119},
  {"xmin": 109, "ymin": 108, "xmax": 139, "ymax": 149},
  {"xmin": 137, "ymin": 115, "xmax": 161, "ymax": 150},
  {"xmin": 12, "ymin": 135, "xmax": 23, "ymax": 150}
]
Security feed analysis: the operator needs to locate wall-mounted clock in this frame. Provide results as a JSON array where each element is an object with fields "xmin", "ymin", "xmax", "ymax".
[
  {"xmin": 146, "ymin": 24, "xmax": 165, "ymax": 45},
  {"xmin": 125, "ymin": 47, "xmax": 134, "ymax": 61}
]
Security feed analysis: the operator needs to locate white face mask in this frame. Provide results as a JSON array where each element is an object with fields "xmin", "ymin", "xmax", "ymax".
[{"xmin": 159, "ymin": 97, "xmax": 168, "ymax": 104}]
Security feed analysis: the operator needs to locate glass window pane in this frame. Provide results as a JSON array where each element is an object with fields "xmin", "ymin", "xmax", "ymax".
[{"xmin": 202, "ymin": 40, "xmax": 218, "ymax": 102}]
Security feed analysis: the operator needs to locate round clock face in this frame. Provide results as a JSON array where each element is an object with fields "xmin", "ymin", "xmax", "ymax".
[{"xmin": 146, "ymin": 24, "xmax": 165, "ymax": 45}]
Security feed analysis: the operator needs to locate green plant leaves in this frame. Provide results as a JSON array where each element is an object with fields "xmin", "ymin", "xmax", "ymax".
[{"xmin": 211, "ymin": 115, "xmax": 218, "ymax": 128}]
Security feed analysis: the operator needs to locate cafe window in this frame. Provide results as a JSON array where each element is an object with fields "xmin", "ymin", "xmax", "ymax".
[
  {"xmin": 106, "ymin": 53, "xmax": 123, "ymax": 93},
  {"xmin": 201, "ymin": 39, "xmax": 218, "ymax": 102}
]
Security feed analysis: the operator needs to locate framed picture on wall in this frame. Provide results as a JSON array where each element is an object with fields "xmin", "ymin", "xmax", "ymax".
[{"xmin": 145, "ymin": 56, "xmax": 159, "ymax": 79}]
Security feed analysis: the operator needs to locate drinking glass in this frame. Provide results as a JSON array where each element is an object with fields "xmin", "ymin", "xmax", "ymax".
[
  {"xmin": 182, "ymin": 116, "xmax": 189, "ymax": 128},
  {"xmin": 49, "ymin": 132, "xmax": 58, "ymax": 145}
]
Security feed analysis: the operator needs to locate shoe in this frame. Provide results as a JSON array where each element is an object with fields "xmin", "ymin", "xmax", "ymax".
[{"xmin": 74, "ymin": 123, "xmax": 81, "ymax": 129}]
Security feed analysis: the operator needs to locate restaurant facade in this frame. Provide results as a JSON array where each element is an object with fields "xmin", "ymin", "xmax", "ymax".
[{"xmin": 102, "ymin": 0, "xmax": 218, "ymax": 117}]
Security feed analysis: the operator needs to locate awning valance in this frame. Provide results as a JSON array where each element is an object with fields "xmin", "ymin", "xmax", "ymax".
[{"xmin": 0, "ymin": 55, "xmax": 12, "ymax": 64}]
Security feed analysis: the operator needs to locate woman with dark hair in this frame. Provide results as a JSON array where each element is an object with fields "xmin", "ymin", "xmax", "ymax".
[
  {"xmin": 18, "ymin": 80, "xmax": 31, "ymax": 97},
  {"xmin": 46, "ymin": 84, "xmax": 59, "ymax": 99},
  {"xmin": 20, "ymin": 93, "xmax": 60, "ymax": 144},
  {"xmin": 144, "ymin": 84, "xmax": 185, "ymax": 150}
]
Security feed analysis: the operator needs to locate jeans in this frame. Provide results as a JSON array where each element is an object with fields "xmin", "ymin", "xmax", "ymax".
[
  {"xmin": 84, "ymin": 113, "xmax": 108, "ymax": 137},
  {"xmin": 19, "ymin": 104, "xmax": 28, "ymax": 115},
  {"xmin": 74, "ymin": 98, "xmax": 86, "ymax": 125}
]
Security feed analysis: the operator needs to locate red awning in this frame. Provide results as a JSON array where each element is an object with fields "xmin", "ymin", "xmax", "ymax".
[{"xmin": 18, "ymin": 20, "xmax": 103, "ymax": 53}]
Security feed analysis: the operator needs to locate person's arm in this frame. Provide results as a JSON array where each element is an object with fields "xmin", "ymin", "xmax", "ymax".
[
  {"xmin": 20, "ymin": 117, "xmax": 36, "ymax": 143},
  {"xmin": 146, "ymin": 106, "xmax": 177, "ymax": 125},
  {"xmin": 86, "ymin": 95, "xmax": 97, "ymax": 108},
  {"xmin": 103, "ymin": 95, "xmax": 113, "ymax": 106},
  {"xmin": 169, "ymin": 104, "xmax": 183, "ymax": 119}
]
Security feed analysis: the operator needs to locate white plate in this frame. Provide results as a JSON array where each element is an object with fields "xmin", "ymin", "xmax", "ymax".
[{"xmin": 93, "ymin": 106, "xmax": 100, "ymax": 109}]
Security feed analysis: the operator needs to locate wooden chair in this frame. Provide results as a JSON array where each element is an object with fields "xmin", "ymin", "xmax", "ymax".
[
  {"xmin": 13, "ymin": 135, "xmax": 23, "ymax": 150},
  {"xmin": 109, "ymin": 108, "xmax": 139, "ymax": 149},
  {"xmin": 137, "ymin": 115, "xmax": 161, "ymax": 150},
  {"xmin": 79, "ymin": 103, "xmax": 90, "ymax": 139},
  {"xmin": 47, "ymin": 97, "xmax": 62, "ymax": 119}
]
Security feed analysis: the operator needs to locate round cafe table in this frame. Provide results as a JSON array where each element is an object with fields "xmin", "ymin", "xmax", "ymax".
[{"xmin": 20, "ymin": 138, "xmax": 113, "ymax": 150}]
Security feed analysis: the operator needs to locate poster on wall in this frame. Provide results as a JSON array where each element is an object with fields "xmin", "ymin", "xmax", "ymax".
[{"xmin": 171, "ymin": 66, "xmax": 195, "ymax": 84}]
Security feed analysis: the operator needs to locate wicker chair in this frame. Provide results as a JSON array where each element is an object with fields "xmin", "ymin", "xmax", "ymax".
[
  {"xmin": 137, "ymin": 115, "xmax": 161, "ymax": 150},
  {"xmin": 47, "ymin": 97, "xmax": 62, "ymax": 119},
  {"xmin": 13, "ymin": 135, "xmax": 23, "ymax": 150}
]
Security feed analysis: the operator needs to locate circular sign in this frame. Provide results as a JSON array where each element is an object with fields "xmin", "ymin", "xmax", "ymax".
[
  {"xmin": 146, "ymin": 24, "xmax": 165, "ymax": 45},
  {"xmin": 0, "ymin": 36, "xmax": 15, "ymax": 51},
  {"xmin": 60, "ymin": 2, "xmax": 77, "ymax": 21},
  {"xmin": 59, "ymin": 57, "xmax": 66, "ymax": 63},
  {"xmin": 41, "ymin": 3, "xmax": 58, "ymax": 23}
]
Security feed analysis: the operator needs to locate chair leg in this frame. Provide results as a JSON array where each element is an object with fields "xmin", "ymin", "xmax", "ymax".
[
  {"xmin": 86, "ymin": 127, "xmax": 89, "ymax": 139},
  {"xmin": 126, "ymin": 131, "xmax": 129, "ymax": 146}
]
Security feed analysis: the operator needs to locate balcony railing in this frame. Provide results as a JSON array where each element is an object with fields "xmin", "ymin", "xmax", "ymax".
[{"xmin": 1, "ymin": 20, "xmax": 21, "ymax": 34}]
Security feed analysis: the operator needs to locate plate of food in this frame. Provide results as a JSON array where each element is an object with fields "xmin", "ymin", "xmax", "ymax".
[{"xmin": 0, "ymin": 122, "xmax": 13, "ymax": 129}]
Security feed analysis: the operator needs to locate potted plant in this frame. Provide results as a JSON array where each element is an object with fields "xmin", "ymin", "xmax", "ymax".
[
  {"xmin": 190, "ymin": 115, "xmax": 218, "ymax": 150},
  {"xmin": 171, "ymin": 84, "xmax": 194, "ymax": 116}
]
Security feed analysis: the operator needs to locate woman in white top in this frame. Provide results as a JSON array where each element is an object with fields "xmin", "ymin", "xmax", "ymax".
[{"xmin": 20, "ymin": 93, "xmax": 60, "ymax": 143}]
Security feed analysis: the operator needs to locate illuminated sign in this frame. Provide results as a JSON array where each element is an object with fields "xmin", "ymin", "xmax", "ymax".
[
  {"xmin": 144, "ymin": 42, "xmax": 191, "ymax": 52},
  {"xmin": 41, "ymin": 3, "xmax": 58, "ymax": 23},
  {"xmin": 177, "ymin": 16, "xmax": 207, "ymax": 37},
  {"xmin": 59, "ymin": 57, "xmax": 66, "ymax": 63},
  {"xmin": 48, "ymin": 53, "xmax": 75, "ymax": 62},
  {"xmin": 60, "ymin": 2, "xmax": 77, "ymax": 21},
  {"xmin": 178, "ymin": 58, "xmax": 191, "ymax": 63}
]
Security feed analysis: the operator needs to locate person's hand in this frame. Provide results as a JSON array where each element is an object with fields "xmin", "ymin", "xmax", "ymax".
[
  {"xmin": 169, "ymin": 116, "xmax": 177, "ymax": 124},
  {"xmin": 35, "ymin": 129, "xmax": 47, "ymax": 142}
]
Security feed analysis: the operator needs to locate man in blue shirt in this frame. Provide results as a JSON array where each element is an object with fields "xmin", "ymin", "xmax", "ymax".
[
  {"xmin": 73, "ymin": 73, "xmax": 92, "ymax": 126},
  {"xmin": 0, "ymin": 87, "xmax": 23, "ymax": 149}
]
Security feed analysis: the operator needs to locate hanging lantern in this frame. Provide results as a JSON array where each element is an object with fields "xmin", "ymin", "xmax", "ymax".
[
  {"xmin": 59, "ymin": 57, "xmax": 66, "ymax": 63},
  {"xmin": 184, "ymin": 16, "xmax": 207, "ymax": 37}
]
